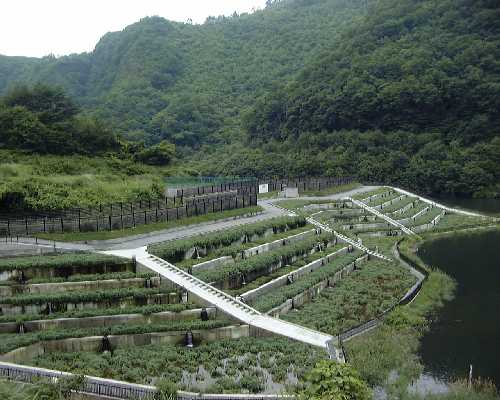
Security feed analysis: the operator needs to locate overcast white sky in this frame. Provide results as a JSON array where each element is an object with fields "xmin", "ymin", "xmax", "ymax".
[{"xmin": 0, "ymin": 0, "xmax": 268, "ymax": 58}]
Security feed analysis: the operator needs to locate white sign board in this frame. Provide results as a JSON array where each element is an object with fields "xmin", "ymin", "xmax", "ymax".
[{"xmin": 259, "ymin": 184, "xmax": 269, "ymax": 194}]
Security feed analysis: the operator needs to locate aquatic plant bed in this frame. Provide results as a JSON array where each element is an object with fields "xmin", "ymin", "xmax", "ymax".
[
  {"xmin": 20, "ymin": 271, "xmax": 155, "ymax": 285},
  {"xmin": 0, "ymin": 319, "xmax": 230, "ymax": 355},
  {"xmin": 251, "ymin": 250, "xmax": 363, "ymax": 312},
  {"xmin": 193, "ymin": 233, "xmax": 334, "ymax": 287},
  {"xmin": 226, "ymin": 244, "xmax": 345, "ymax": 297},
  {"xmin": 0, "ymin": 287, "xmax": 180, "ymax": 316},
  {"xmin": 29, "ymin": 337, "xmax": 325, "ymax": 394},
  {"xmin": 352, "ymin": 187, "xmax": 390, "ymax": 201},
  {"xmin": 148, "ymin": 216, "xmax": 306, "ymax": 263},
  {"xmin": 281, "ymin": 260, "xmax": 416, "ymax": 335},
  {"xmin": 357, "ymin": 235, "xmax": 400, "ymax": 258},
  {"xmin": 176, "ymin": 225, "xmax": 313, "ymax": 270},
  {"xmin": 0, "ymin": 303, "xmax": 196, "ymax": 324},
  {"xmin": 408, "ymin": 208, "xmax": 443, "ymax": 227},
  {"xmin": 425, "ymin": 213, "xmax": 495, "ymax": 232},
  {"xmin": 394, "ymin": 201, "xmax": 428, "ymax": 219},
  {"xmin": 0, "ymin": 253, "xmax": 127, "ymax": 273},
  {"xmin": 381, "ymin": 197, "xmax": 418, "ymax": 213}
]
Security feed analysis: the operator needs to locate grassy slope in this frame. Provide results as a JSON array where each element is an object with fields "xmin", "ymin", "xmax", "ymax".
[{"xmin": 0, "ymin": 151, "xmax": 186, "ymax": 211}]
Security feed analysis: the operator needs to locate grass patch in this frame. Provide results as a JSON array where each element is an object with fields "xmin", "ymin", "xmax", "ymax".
[{"xmin": 35, "ymin": 205, "xmax": 263, "ymax": 242}]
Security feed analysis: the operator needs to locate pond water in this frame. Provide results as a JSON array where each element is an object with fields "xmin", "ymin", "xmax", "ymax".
[
  {"xmin": 418, "ymin": 229, "xmax": 500, "ymax": 388},
  {"xmin": 429, "ymin": 195, "xmax": 500, "ymax": 216}
]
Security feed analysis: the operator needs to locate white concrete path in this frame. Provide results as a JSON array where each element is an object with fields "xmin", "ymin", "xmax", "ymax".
[
  {"xmin": 102, "ymin": 247, "xmax": 340, "ymax": 360},
  {"xmin": 305, "ymin": 217, "xmax": 393, "ymax": 262},
  {"xmin": 348, "ymin": 198, "xmax": 416, "ymax": 236},
  {"xmin": 391, "ymin": 187, "xmax": 487, "ymax": 218}
]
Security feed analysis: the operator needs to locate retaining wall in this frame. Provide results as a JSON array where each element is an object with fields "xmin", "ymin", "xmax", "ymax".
[
  {"xmin": 267, "ymin": 254, "xmax": 369, "ymax": 318},
  {"xmin": 0, "ymin": 307, "xmax": 217, "ymax": 334},
  {"xmin": 241, "ymin": 247, "xmax": 349, "ymax": 303},
  {"xmin": 0, "ymin": 277, "xmax": 161, "ymax": 297},
  {"xmin": 0, "ymin": 292, "xmax": 180, "ymax": 316},
  {"xmin": 0, "ymin": 261, "xmax": 135, "ymax": 282},
  {"xmin": 0, "ymin": 325, "xmax": 251, "ymax": 364}
]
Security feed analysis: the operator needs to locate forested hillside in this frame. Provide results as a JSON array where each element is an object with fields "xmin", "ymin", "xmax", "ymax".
[
  {"xmin": 207, "ymin": 0, "xmax": 500, "ymax": 197},
  {"xmin": 1, "ymin": 0, "xmax": 499, "ymax": 198},
  {"xmin": 0, "ymin": 0, "xmax": 366, "ymax": 148}
]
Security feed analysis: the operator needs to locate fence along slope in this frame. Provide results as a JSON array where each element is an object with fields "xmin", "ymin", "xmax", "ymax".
[{"xmin": 102, "ymin": 247, "xmax": 340, "ymax": 359}]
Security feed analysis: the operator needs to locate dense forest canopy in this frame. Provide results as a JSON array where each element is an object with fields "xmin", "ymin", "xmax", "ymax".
[{"xmin": 0, "ymin": 0, "xmax": 499, "ymax": 198}]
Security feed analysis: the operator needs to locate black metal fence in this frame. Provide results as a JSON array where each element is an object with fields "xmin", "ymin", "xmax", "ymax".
[
  {"xmin": 0, "ymin": 193, "xmax": 258, "ymax": 236},
  {"xmin": 0, "ymin": 176, "xmax": 354, "ymax": 236},
  {"xmin": 264, "ymin": 177, "xmax": 354, "ymax": 193}
]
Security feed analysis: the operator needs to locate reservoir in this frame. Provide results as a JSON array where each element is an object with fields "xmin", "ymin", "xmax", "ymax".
[{"xmin": 418, "ymin": 228, "xmax": 500, "ymax": 388}]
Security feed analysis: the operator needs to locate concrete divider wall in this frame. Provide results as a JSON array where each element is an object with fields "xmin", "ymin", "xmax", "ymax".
[
  {"xmin": 371, "ymin": 195, "xmax": 407, "ymax": 210},
  {"xmin": 0, "ymin": 325, "xmax": 251, "ymax": 364},
  {"xmin": 209, "ymin": 237, "xmax": 339, "ymax": 291},
  {"xmin": 192, "ymin": 257, "xmax": 234, "ymax": 273},
  {"xmin": 243, "ymin": 229, "xmax": 316, "ymax": 258},
  {"xmin": 0, "ymin": 308, "xmax": 217, "ymax": 334},
  {"xmin": 267, "ymin": 254, "xmax": 369, "ymax": 318},
  {"xmin": 361, "ymin": 190, "xmax": 392, "ymax": 203},
  {"xmin": 0, "ymin": 277, "xmax": 161, "ymax": 297},
  {"xmin": 412, "ymin": 211, "xmax": 446, "ymax": 233},
  {"xmin": 390, "ymin": 201, "xmax": 415, "ymax": 216},
  {"xmin": 0, "ymin": 262, "xmax": 135, "ymax": 283},
  {"xmin": 341, "ymin": 222, "xmax": 390, "ymax": 231},
  {"xmin": 242, "ymin": 247, "xmax": 349, "ymax": 303},
  {"xmin": 0, "ymin": 293, "xmax": 178, "ymax": 316}
]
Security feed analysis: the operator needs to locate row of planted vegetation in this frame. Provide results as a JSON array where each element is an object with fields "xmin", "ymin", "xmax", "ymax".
[
  {"xmin": 0, "ymin": 212, "xmax": 422, "ymax": 394},
  {"xmin": 2, "ymin": 201, "xmax": 492, "ymax": 395}
]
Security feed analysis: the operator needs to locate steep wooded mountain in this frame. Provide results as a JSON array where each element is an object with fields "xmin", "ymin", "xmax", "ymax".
[
  {"xmin": 0, "ymin": 0, "xmax": 499, "ymax": 197},
  {"xmin": 0, "ymin": 0, "xmax": 366, "ymax": 148},
  {"xmin": 209, "ymin": 0, "xmax": 499, "ymax": 197}
]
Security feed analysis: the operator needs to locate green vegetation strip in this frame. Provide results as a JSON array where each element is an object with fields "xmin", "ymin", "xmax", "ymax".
[
  {"xmin": 226, "ymin": 245, "xmax": 345, "ymax": 297},
  {"xmin": 35, "ymin": 206, "xmax": 264, "ymax": 242},
  {"xmin": 351, "ymin": 188, "xmax": 389, "ymax": 200},
  {"xmin": 194, "ymin": 233, "xmax": 333, "ymax": 283},
  {"xmin": 0, "ymin": 303, "xmax": 196, "ymax": 324},
  {"xmin": 149, "ymin": 215, "xmax": 306, "ymax": 263},
  {"xmin": 381, "ymin": 197, "xmax": 418, "ymax": 213},
  {"xmin": 282, "ymin": 260, "xmax": 416, "ymax": 335},
  {"xmin": 31, "ymin": 337, "xmax": 324, "ymax": 393},
  {"xmin": 1, "ymin": 287, "xmax": 173, "ymax": 306},
  {"xmin": 23, "ymin": 271, "xmax": 155, "ymax": 285},
  {"xmin": 252, "ymin": 250, "xmax": 362, "ymax": 312},
  {"xmin": 396, "ymin": 201, "xmax": 428, "ymax": 219},
  {"xmin": 365, "ymin": 192, "xmax": 401, "ymax": 207},
  {"xmin": 0, "ymin": 320, "xmax": 230, "ymax": 354},
  {"xmin": 176, "ymin": 224, "xmax": 312, "ymax": 269},
  {"xmin": 0, "ymin": 253, "xmax": 128, "ymax": 272}
]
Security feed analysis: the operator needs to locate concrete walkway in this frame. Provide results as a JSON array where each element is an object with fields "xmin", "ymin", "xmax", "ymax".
[
  {"xmin": 348, "ymin": 197, "xmax": 416, "ymax": 236},
  {"xmin": 0, "ymin": 186, "xmax": 378, "ymax": 255},
  {"xmin": 102, "ymin": 247, "xmax": 341, "ymax": 360}
]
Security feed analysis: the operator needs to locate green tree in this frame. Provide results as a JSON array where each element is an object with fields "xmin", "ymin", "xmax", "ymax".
[
  {"xmin": 136, "ymin": 140, "xmax": 176, "ymax": 165},
  {"xmin": 299, "ymin": 361, "xmax": 371, "ymax": 400}
]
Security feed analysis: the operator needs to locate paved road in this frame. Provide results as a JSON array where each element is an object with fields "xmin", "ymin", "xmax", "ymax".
[{"xmin": 0, "ymin": 185, "xmax": 378, "ymax": 254}]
